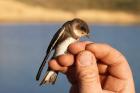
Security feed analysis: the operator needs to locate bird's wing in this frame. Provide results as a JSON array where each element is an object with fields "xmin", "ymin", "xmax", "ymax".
[{"xmin": 36, "ymin": 27, "xmax": 65, "ymax": 81}]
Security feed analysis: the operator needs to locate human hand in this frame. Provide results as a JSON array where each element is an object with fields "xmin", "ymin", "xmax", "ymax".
[{"xmin": 48, "ymin": 41, "xmax": 135, "ymax": 93}]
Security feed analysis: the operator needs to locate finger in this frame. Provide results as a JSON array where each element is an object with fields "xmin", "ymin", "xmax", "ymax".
[
  {"xmin": 99, "ymin": 74, "xmax": 108, "ymax": 88},
  {"xmin": 86, "ymin": 43, "xmax": 131, "ymax": 80},
  {"xmin": 103, "ymin": 90, "xmax": 115, "ymax": 93},
  {"xmin": 57, "ymin": 54, "xmax": 74, "ymax": 66},
  {"xmin": 97, "ymin": 61, "xmax": 108, "ymax": 74},
  {"xmin": 76, "ymin": 50, "xmax": 102, "ymax": 93},
  {"xmin": 66, "ymin": 66, "xmax": 77, "ymax": 84},
  {"xmin": 68, "ymin": 41, "xmax": 92, "ymax": 55},
  {"xmin": 97, "ymin": 61, "xmax": 108, "ymax": 86},
  {"xmin": 48, "ymin": 59, "xmax": 68, "ymax": 73}
]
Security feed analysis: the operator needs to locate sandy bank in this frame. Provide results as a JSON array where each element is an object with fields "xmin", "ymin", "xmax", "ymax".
[{"xmin": 0, "ymin": 0, "xmax": 140, "ymax": 24}]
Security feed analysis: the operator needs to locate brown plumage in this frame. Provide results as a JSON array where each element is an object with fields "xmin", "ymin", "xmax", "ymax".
[{"xmin": 36, "ymin": 18, "xmax": 90, "ymax": 85}]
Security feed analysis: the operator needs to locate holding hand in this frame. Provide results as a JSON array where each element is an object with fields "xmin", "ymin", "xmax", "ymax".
[{"xmin": 48, "ymin": 41, "xmax": 135, "ymax": 93}]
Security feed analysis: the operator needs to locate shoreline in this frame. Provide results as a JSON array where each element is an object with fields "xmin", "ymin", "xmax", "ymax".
[{"xmin": 0, "ymin": 0, "xmax": 140, "ymax": 24}]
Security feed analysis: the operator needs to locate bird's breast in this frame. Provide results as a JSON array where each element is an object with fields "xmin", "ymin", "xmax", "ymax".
[{"xmin": 54, "ymin": 37, "xmax": 77, "ymax": 57}]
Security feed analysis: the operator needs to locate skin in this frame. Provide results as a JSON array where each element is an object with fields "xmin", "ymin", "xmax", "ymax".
[{"xmin": 48, "ymin": 41, "xmax": 135, "ymax": 93}]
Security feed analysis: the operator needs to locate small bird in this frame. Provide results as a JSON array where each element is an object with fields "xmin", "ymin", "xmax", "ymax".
[{"xmin": 36, "ymin": 18, "xmax": 90, "ymax": 85}]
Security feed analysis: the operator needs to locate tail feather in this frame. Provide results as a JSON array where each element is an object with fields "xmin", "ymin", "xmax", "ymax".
[
  {"xmin": 36, "ymin": 52, "xmax": 51, "ymax": 81},
  {"xmin": 40, "ymin": 70, "xmax": 58, "ymax": 85}
]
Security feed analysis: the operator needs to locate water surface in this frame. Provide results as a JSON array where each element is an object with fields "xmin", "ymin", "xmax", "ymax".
[{"xmin": 0, "ymin": 23, "xmax": 139, "ymax": 93}]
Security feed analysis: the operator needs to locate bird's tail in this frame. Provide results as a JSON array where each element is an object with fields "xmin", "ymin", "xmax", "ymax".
[{"xmin": 40, "ymin": 70, "xmax": 58, "ymax": 85}]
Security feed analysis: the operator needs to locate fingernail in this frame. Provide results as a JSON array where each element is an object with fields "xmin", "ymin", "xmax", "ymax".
[{"xmin": 78, "ymin": 51, "xmax": 93, "ymax": 66}]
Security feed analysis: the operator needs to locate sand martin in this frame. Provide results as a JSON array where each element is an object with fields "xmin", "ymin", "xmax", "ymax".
[{"xmin": 36, "ymin": 18, "xmax": 90, "ymax": 85}]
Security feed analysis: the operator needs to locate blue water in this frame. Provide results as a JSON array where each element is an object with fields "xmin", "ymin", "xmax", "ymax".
[{"xmin": 0, "ymin": 23, "xmax": 139, "ymax": 93}]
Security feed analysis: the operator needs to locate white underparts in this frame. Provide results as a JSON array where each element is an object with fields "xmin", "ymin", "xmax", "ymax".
[
  {"xmin": 55, "ymin": 37, "xmax": 77, "ymax": 57},
  {"xmin": 44, "ymin": 71, "xmax": 56, "ymax": 81},
  {"xmin": 42, "ymin": 37, "xmax": 77, "ymax": 84}
]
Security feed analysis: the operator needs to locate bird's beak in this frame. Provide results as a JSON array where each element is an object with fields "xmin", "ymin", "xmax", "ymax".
[{"xmin": 86, "ymin": 34, "xmax": 90, "ymax": 38}]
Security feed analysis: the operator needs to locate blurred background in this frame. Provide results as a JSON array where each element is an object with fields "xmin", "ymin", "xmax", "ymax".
[
  {"xmin": 0, "ymin": 0, "xmax": 140, "ymax": 23},
  {"xmin": 0, "ymin": 0, "xmax": 140, "ymax": 93}
]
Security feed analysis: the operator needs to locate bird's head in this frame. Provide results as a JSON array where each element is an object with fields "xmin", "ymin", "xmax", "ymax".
[{"xmin": 69, "ymin": 18, "xmax": 90, "ymax": 39}]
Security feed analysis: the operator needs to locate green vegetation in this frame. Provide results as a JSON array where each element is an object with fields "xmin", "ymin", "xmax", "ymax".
[{"xmin": 16, "ymin": 0, "xmax": 140, "ymax": 13}]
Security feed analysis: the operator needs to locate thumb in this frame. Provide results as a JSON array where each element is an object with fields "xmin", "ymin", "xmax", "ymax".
[{"xmin": 76, "ymin": 51, "xmax": 102, "ymax": 93}]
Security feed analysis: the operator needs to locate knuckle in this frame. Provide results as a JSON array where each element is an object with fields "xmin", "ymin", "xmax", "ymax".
[{"xmin": 77, "ymin": 69, "xmax": 98, "ymax": 84}]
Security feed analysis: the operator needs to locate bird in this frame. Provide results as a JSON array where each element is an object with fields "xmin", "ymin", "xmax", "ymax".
[{"xmin": 36, "ymin": 18, "xmax": 90, "ymax": 85}]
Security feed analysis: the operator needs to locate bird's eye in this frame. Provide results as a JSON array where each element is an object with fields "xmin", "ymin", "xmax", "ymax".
[{"xmin": 80, "ymin": 26, "xmax": 86, "ymax": 31}]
